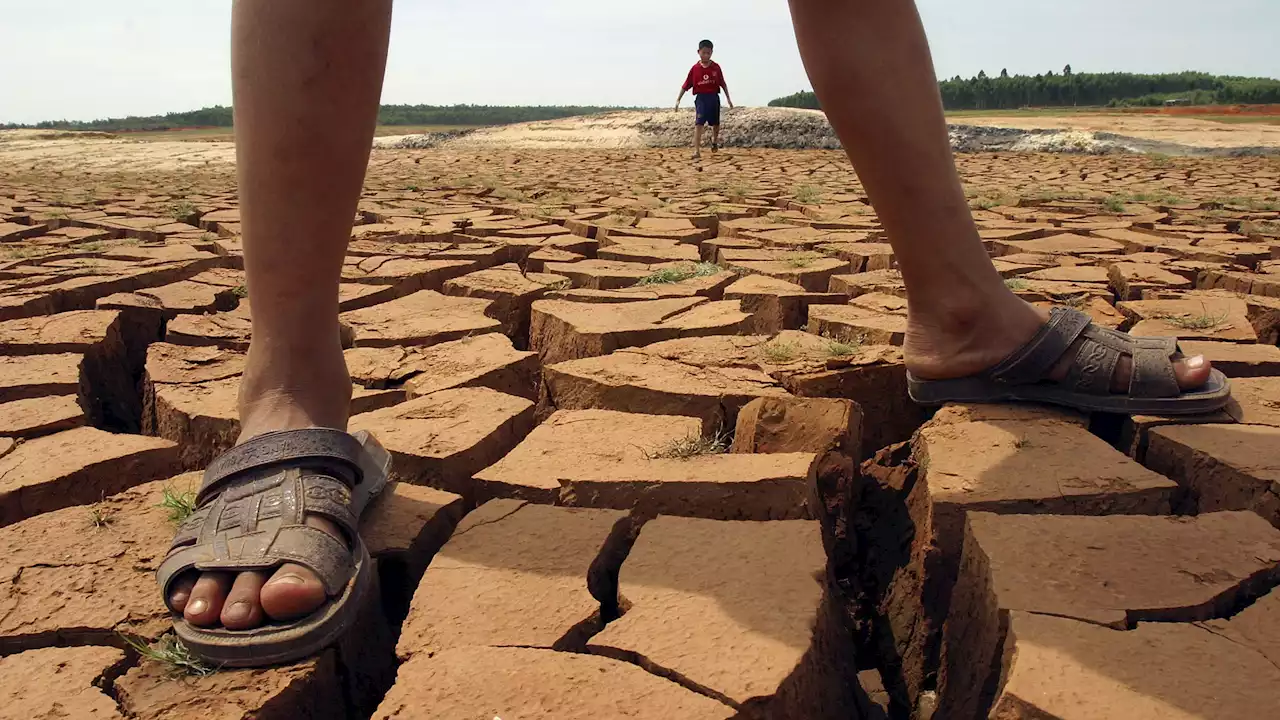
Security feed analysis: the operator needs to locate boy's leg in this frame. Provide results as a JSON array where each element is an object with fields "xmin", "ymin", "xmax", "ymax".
[
  {"xmin": 166, "ymin": 0, "xmax": 393, "ymax": 631},
  {"xmin": 694, "ymin": 122, "xmax": 704, "ymax": 158},
  {"xmin": 787, "ymin": 0, "xmax": 1209, "ymax": 391}
]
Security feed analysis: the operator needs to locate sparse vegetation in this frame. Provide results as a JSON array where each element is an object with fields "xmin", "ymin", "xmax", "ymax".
[
  {"xmin": 634, "ymin": 262, "xmax": 722, "ymax": 286},
  {"xmin": 826, "ymin": 338, "xmax": 862, "ymax": 357},
  {"xmin": 784, "ymin": 253, "xmax": 820, "ymax": 268},
  {"xmin": 123, "ymin": 634, "xmax": 216, "ymax": 678},
  {"xmin": 762, "ymin": 340, "xmax": 800, "ymax": 363},
  {"xmin": 647, "ymin": 430, "xmax": 729, "ymax": 460},
  {"xmin": 1156, "ymin": 308, "xmax": 1231, "ymax": 331},
  {"xmin": 88, "ymin": 505, "xmax": 115, "ymax": 529},
  {"xmin": 792, "ymin": 184, "xmax": 824, "ymax": 205},
  {"xmin": 1101, "ymin": 195, "xmax": 1128, "ymax": 213},
  {"xmin": 199, "ymin": 231, "xmax": 217, "ymax": 242},
  {"xmin": 158, "ymin": 486, "xmax": 198, "ymax": 525},
  {"xmin": 168, "ymin": 200, "xmax": 197, "ymax": 220},
  {"xmin": 1004, "ymin": 278, "xmax": 1028, "ymax": 291}
]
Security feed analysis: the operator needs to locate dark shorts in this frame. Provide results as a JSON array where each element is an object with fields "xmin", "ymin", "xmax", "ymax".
[{"xmin": 695, "ymin": 93, "xmax": 721, "ymax": 127}]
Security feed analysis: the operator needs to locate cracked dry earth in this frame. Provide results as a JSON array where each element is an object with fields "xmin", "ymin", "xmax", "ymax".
[{"xmin": 1, "ymin": 143, "xmax": 1279, "ymax": 720}]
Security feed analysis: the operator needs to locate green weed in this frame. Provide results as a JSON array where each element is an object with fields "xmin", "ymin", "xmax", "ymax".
[
  {"xmin": 158, "ymin": 486, "xmax": 197, "ymax": 525},
  {"xmin": 634, "ymin": 262, "xmax": 721, "ymax": 286},
  {"xmin": 1004, "ymin": 278, "xmax": 1028, "ymax": 291},
  {"xmin": 1101, "ymin": 195, "xmax": 1128, "ymax": 213},
  {"xmin": 168, "ymin": 200, "xmax": 197, "ymax": 220},
  {"xmin": 762, "ymin": 341, "xmax": 800, "ymax": 363},
  {"xmin": 124, "ymin": 634, "xmax": 216, "ymax": 678},
  {"xmin": 792, "ymin": 184, "xmax": 824, "ymax": 205},
  {"xmin": 88, "ymin": 505, "xmax": 115, "ymax": 529}
]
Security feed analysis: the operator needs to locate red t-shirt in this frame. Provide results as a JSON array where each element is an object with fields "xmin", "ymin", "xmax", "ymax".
[{"xmin": 683, "ymin": 61, "xmax": 725, "ymax": 95}]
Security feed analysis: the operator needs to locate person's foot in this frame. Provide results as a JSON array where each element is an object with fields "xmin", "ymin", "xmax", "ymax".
[
  {"xmin": 693, "ymin": 150, "xmax": 702, "ymax": 160},
  {"xmin": 904, "ymin": 289, "xmax": 1213, "ymax": 393},
  {"xmin": 166, "ymin": 339, "xmax": 353, "ymax": 631},
  {"xmin": 711, "ymin": 141, "xmax": 719, "ymax": 152}
]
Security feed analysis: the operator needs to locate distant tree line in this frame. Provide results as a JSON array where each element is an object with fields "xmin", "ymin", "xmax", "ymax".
[
  {"xmin": 3, "ymin": 104, "xmax": 635, "ymax": 132},
  {"xmin": 769, "ymin": 69, "xmax": 1280, "ymax": 111}
]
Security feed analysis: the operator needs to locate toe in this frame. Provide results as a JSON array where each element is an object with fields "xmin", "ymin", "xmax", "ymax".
[
  {"xmin": 168, "ymin": 573, "xmax": 197, "ymax": 614},
  {"xmin": 183, "ymin": 572, "xmax": 233, "ymax": 628},
  {"xmin": 1110, "ymin": 354, "xmax": 1213, "ymax": 393},
  {"xmin": 221, "ymin": 570, "xmax": 269, "ymax": 630},
  {"xmin": 1174, "ymin": 354, "xmax": 1212, "ymax": 389},
  {"xmin": 260, "ymin": 515, "xmax": 343, "ymax": 621},
  {"xmin": 260, "ymin": 563, "xmax": 328, "ymax": 622}
]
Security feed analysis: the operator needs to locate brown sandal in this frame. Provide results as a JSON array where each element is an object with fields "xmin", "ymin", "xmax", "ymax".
[
  {"xmin": 156, "ymin": 428, "xmax": 391, "ymax": 668},
  {"xmin": 906, "ymin": 306, "xmax": 1232, "ymax": 415}
]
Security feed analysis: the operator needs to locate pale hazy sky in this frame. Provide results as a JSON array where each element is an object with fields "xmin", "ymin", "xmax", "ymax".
[{"xmin": 3, "ymin": 0, "xmax": 1278, "ymax": 124}]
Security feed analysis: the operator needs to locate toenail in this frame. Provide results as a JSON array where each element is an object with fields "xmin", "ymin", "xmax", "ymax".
[
  {"xmin": 187, "ymin": 599, "xmax": 208, "ymax": 615},
  {"xmin": 225, "ymin": 602, "xmax": 250, "ymax": 622},
  {"xmin": 268, "ymin": 573, "xmax": 306, "ymax": 586},
  {"xmin": 1186, "ymin": 355, "xmax": 1205, "ymax": 369}
]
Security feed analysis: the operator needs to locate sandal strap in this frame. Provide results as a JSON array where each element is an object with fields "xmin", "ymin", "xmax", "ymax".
[
  {"xmin": 988, "ymin": 307, "xmax": 1092, "ymax": 384},
  {"xmin": 1063, "ymin": 327, "xmax": 1124, "ymax": 396},
  {"xmin": 1129, "ymin": 336, "xmax": 1181, "ymax": 398},
  {"xmin": 199, "ymin": 428, "xmax": 365, "ymax": 505},
  {"xmin": 158, "ymin": 430, "xmax": 387, "ymax": 608}
]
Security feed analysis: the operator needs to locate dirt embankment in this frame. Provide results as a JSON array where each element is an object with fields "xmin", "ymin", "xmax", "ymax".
[{"xmin": 381, "ymin": 107, "xmax": 1280, "ymax": 156}]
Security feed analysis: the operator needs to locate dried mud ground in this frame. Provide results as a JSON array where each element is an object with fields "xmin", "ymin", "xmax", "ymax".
[{"xmin": 1, "ymin": 138, "xmax": 1279, "ymax": 720}]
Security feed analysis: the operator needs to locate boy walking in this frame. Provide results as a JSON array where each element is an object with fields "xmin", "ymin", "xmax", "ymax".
[{"xmin": 675, "ymin": 39, "xmax": 733, "ymax": 160}]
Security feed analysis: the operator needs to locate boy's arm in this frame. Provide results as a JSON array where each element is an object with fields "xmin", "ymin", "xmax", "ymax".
[
  {"xmin": 676, "ymin": 68, "xmax": 693, "ymax": 110},
  {"xmin": 721, "ymin": 70, "xmax": 733, "ymax": 108}
]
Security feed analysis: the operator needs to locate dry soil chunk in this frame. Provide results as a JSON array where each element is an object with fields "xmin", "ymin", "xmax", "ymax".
[
  {"xmin": 989, "ymin": 612, "xmax": 1280, "ymax": 720},
  {"xmin": 0, "ymin": 353, "xmax": 81, "ymax": 402},
  {"xmin": 474, "ymin": 409, "xmax": 698, "ymax": 502},
  {"xmin": 1178, "ymin": 339, "xmax": 1280, "ymax": 377},
  {"xmin": 589, "ymin": 516, "xmax": 862, "ymax": 719},
  {"xmin": 0, "ymin": 426, "xmax": 179, "ymax": 528},
  {"xmin": 341, "ymin": 290, "xmax": 500, "ymax": 348},
  {"xmin": 0, "ymin": 309, "xmax": 117, "ymax": 355},
  {"xmin": 0, "ymin": 646, "xmax": 125, "ymax": 719},
  {"xmin": 373, "ymin": 646, "xmax": 734, "ymax": 720},
  {"xmin": 723, "ymin": 274, "xmax": 845, "ymax": 335},
  {"xmin": 345, "ymin": 333, "xmax": 539, "ymax": 400},
  {"xmin": 116, "ymin": 650, "xmax": 348, "ymax": 720},
  {"xmin": 441, "ymin": 263, "xmax": 568, "ymax": 342},
  {"xmin": 1145, "ymin": 423, "xmax": 1280, "ymax": 528},
  {"xmin": 1118, "ymin": 296, "xmax": 1256, "ymax": 342},
  {"xmin": 807, "ymin": 304, "xmax": 906, "ymax": 345},
  {"xmin": 542, "ymin": 346, "xmax": 789, "ymax": 435},
  {"xmin": 916, "ymin": 414, "xmax": 1176, "ymax": 541},
  {"xmin": 530, "ymin": 296, "xmax": 751, "ymax": 365},
  {"xmin": 1224, "ymin": 375, "xmax": 1280, "ymax": 426},
  {"xmin": 397, "ymin": 499, "xmax": 629, "ymax": 658},
  {"xmin": 940, "ymin": 511, "xmax": 1280, "ymax": 718},
  {"xmin": 350, "ymin": 387, "xmax": 535, "ymax": 496},
  {"xmin": 0, "ymin": 394, "xmax": 84, "ymax": 438}
]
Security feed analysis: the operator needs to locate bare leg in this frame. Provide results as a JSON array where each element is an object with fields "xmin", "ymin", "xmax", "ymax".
[
  {"xmin": 712, "ymin": 125, "xmax": 720, "ymax": 149},
  {"xmin": 694, "ymin": 124, "xmax": 704, "ymax": 158},
  {"xmin": 787, "ymin": 0, "xmax": 1209, "ymax": 390},
  {"xmin": 167, "ymin": 0, "xmax": 392, "ymax": 631}
]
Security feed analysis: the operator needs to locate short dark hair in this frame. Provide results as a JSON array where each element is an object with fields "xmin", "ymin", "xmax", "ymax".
[{"xmin": 699, "ymin": 39, "xmax": 714, "ymax": 50}]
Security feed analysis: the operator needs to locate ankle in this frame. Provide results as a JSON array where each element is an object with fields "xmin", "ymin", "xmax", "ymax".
[{"xmin": 237, "ymin": 340, "xmax": 352, "ymax": 441}]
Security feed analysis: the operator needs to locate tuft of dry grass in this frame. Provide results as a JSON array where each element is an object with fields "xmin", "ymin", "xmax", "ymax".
[
  {"xmin": 647, "ymin": 431, "xmax": 729, "ymax": 460},
  {"xmin": 1156, "ymin": 309, "xmax": 1230, "ymax": 331}
]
